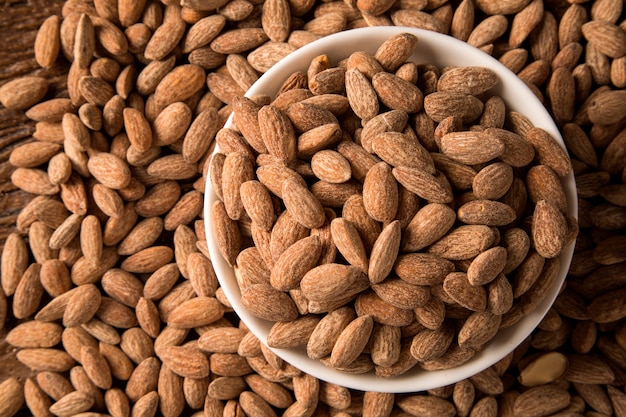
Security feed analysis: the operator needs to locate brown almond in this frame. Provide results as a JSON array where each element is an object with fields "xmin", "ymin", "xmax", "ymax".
[
  {"xmin": 241, "ymin": 284, "xmax": 299, "ymax": 322},
  {"xmin": 270, "ymin": 235, "xmax": 322, "ymax": 291},
  {"xmin": 301, "ymin": 263, "xmax": 369, "ymax": 302}
]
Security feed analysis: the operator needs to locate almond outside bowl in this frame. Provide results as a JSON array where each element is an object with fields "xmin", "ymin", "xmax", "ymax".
[{"xmin": 204, "ymin": 26, "xmax": 578, "ymax": 393}]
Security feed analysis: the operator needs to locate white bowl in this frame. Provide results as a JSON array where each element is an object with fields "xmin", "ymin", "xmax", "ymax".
[{"xmin": 204, "ymin": 26, "xmax": 578, "ymax": 393}]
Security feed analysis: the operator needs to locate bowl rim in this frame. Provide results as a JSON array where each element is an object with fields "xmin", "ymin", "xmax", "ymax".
[{"xmin": 204, "ymin": 26, "xmax": 578, "ymax": 393}]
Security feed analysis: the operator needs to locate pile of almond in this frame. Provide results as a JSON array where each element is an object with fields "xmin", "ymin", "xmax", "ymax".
[
  {"xmin": 0, "ymin": 0, "xmax": 625, "ymax": 416},
  {"xmin": 210, "ymin": 32, "xmax": 578, "ymax": 376}
]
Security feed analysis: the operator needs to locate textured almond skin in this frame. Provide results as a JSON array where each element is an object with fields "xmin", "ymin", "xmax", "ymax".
[
  {"xmin": 532, "ymin": 200, "xmax": 568, "ymax": 258},
  {"xmin": 410, "ymin": 322, "xmax": 455, "ymax": 362},
  {"xmin": 513, "ymin": 385, "xmax": 571, "ymax": 417},
  {"xmin": 368, "ymin": 220, "xmax": 401, "ymax": 284},
  {"xmin": 443, "ymin": 272, "xmax": 487, "ymax": 311},
  {"xmin": 282, "ymin": 174, "xmax": 326, "ymax": 229},
  {"xmin": 402, "ymin": 203, "xmax": 457, "ymax": 252},
  {"xmin": 241, "ymin": 284, "xmax": 299, "ymax": 322},
  {"xmin": 424, "ymin": 92, "xmax": 484, "ymax": 123},
  {"xmin": 301, "ymin": 263, "xmax": 369, "ymax": 302},
  {"xmin": 345, "ymin": 68, "xmax": 379, "ymax": 121},
  {"xmin": 428, "ymin": 225, "xmax": 496, "ymax": 260},
  {"xmin": 329, "ymin": 315, "xmax": 374, "ymax": 368},
  {"xmin": 392, "ymin": 166, "xmax": 453, "ymax": 204},
  {"xmin": 473, "ymin": 162, "xmax": 513, "ymax": 200},
  {"xmin": 394, "ymin": 253, "xmax": 455, "ymax": 285},
  {"xmin": 307, "ymin": 306, "xmax": 356, "ymax": 360},
  {"xmin": 457, "ymin": 199, "xmax": 517, "ymax": 226},
  {"xmin": 372, "ymin": 71, "xmax": 423, "ymax": 113},
  {"xmin": 373, "ymin": 278, "xmax": 428, "ymax": 312},
  {"xmin": 374, "ymin": 32, "xmax": 419, "ymax": 72},
  {"xmin": 0, "ymin": 76, "xmax": 49, "ymax": 110},
  {"xmin": 266, "ymin": 314, "xmax": 321, "ymax": 349},
  {"xmin": 270, "ymin": 235, "xmax": 322, "ymax": 291},
  {"xmin": 440, "ymin": 131, "xmax": 505, "ymax": 165},
  {"xmin": 363, "ymin": 162, "xmax": 399, "ymax": 223},
  {"xmin": 438, "ymin": 66, "xmax": 498, "ymax": 95}
]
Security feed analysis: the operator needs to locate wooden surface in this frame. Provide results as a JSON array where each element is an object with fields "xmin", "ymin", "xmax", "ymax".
[
  {"xmin": 0, "ymin": 0, "xmax": 68, "ymax": 389},
  {"xmin": 0, "ymin": 0, "xmax": 67, "ymax": 250}
]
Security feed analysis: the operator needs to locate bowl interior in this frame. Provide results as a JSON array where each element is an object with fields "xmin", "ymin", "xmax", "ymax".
[{"xmin": 204, "ymin": 26, "xmax": 578, "ymax": 393}]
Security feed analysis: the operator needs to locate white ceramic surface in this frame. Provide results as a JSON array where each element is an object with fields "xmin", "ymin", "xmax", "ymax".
[{"xmin": 204, "ymin": 26, "xmax": 578, "ymax": 393}]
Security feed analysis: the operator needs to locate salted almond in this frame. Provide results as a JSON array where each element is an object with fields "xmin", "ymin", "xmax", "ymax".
[
  {"xmin": 372, "ymin": 277, "xmax": 430, "ymax": 310},
  {"xmin": 222, "ymin": 152, "xmax": 253, "ymax": 220},
  {"xmin": 438, "ymin": 66, "xmax": 498, "ymax": 95},
  {"xmin": 428, "ymin": 225, "xmax": 496, "ymax": 260},
  {"xmin": 270, "ymin": 210, "xmax": 310, "ymax": 262},
  {"xmin": 301, "ymin": 263, "xmax": 369, "ymax": 303},
  {"xmin": 307, "ymin": 306, "xmax": 355, "ymax": 360},
  {"xmin": 369, "ymin": 323, "xmax": 402, "ymax": 368},
  {"xmin": 443, "ymin": 272, "xmax": 487, "ymax": 311},
  {"xmin": 13, "ymin": 263, "xmax": 44, "ymax": 320},
  {"xmin": 458, "ymin": 310, "xmax": 501, "ymax": 348},
  {"xmin": 392, "ymin": 166, "xmax": 453, "ymax": 204},
  {"xmin": 526, "ymin": 127, "xmax": 572, "ymax": 176},
  {"xmin": 0, "ymin": 76, "xmax": 48, "ymax": 110},
  {"xmin": 158, "ymin": 345, "xmax": 210, "ymax": 379},
  {"xmin": 17, "ymin": 348, "xmax": 75, "ymax": 373},
  {"xmin": 457, "ymin": 200, "xmax": 517, "ymax": 226},
  {"xmin": 345, "ymin": 68, "xmax": 379, "ymax": 121},
  {"xmin": 394, "ymin": 253, "xmax": 454, "ymax": 287},
  {"xmin": 371, "ymin": 131, "xmax": 434, "ymax": 173},
  {"xmin": 397, "ymin": 395, "xmax": 456, "ymax": 417},
  {"xmin": 48, "ymin": 391, "xmax": 94, "ymax": 416},
  {"xmin": 210, "ymin": 27, "xmax": 269, "ymax": 54},
  {"xmin": 513, "ymin": 385, "xmax": 571, "ymax": 417},
  {"xmin": 329, "ymin": 315, "xmax": 374, "ymax": 368},
  {"xmin": 582, "ymin": 20, "xmax": 626, "ymax": 59},
  {"xmin": 360, "ymin": 109, "xmax": 408, "ymax": 153},
  {"xmin": 151, "ymin": 102, "xmax": 193, "ymax": 147},
  {"xmin": 355, "ymin": 290, "xmax": 414, "ymax": 327},
  {"xmin": 440, "ymin": 130, "xmax": 505, "ymax": 165},
  {"xmin": 363, "ymin": 162, "xmax": 399, "ymax": 223},
  {"xmin": 424, "ymin": 92, "xmax": 484, "ymax": 123},
  {"xmin": 11, "ymin": 168, "xmax": 59, "ymax": 196},
  {"xmin": 119, "ymin": 245, "xmax": 172, "ymax": 274},
  {"xmin": 183, "ymin": 14, "xmax": 226, "ymax": 53},
  {"xmin": 372, "ymin": 71, "xmax": 423, "ymax": 114},
  {"xmin": 62, "ymin": 284, "xmax": 101, "ymax": 328},
  {"xmin": 154, "ymin": 64, "xmax": 206, "ymax": 106},
  {"xmin": 267, "ymin": 314, "xmax": 321, "ymax": 349},
  {"xmin": 473, "ymin": 162, "xmax": 513, "ymax": 200},
  {"xmin": 144, "ymin": 5, "xmax": 186, "ymax": 61},
  {"xmin": 401, "ymin": 203, "xmax": 455, "ymax": 253},
  {"xmin": 330, "ymin": 217, "xmax": 369, "ymax": 272},
  {"xmin": 241, "ymin": 284, "xmax": 298, "ymax": 322},
  {"xmin": 282, "ymin": 174, "xmax": 326, "ymax": 229},
  {"xmin": 9, "ymin": 141, "xmax": 61, "ymax": 168},
  {"xmin": 374, "ymin": 32, "xmax": 419, "ymax": 72},
  {"xmin": 368, "ymin": 220, "xmax": 401, "ymax": 284},
  {"xmin": 1, "ymin": 233, "xmax": 29, "ymax": 296},
  {"xmin": 532, "ymin": 200, "xmax": 568, "ymax": 259},
  {"xmin": 6, "ymin": 321, "xmax": 62, "ymax": 349},
  {"xmin": 410, "ymin": 322, "xmax": 455, "ymax": 362},
  {"xmin": 270, "ymin": 235, "xmax": 321, "ymax": 291},
  {"xmin": 467, "ymin": 246, "xmax": 508, "ymax": 286},
  {"xmin": 34, "ymin": 14, "xmax": 61, "ymax": 68},
  {"xmin": 297, "ymin": 124, "xmax": 342, "ymax": 159},
  {"xmin": 212, "ymin": 200, "xmax": 241, "ymax": 267},
  {"xmin": 310, "ymin": 149, "xmax": 351, "ymax": 184},
  {"xmin": 166, "ymin": 296, "xmax": 224, "ymax": 329},
  {"xmin": 526, "ymin": 164, "xmax": 568, "ymax": 213}
]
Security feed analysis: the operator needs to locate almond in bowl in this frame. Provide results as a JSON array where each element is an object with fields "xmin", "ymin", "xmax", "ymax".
[{"xmin": 205, "ymin": 26, "xmax": 578, "ymax": 393}]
